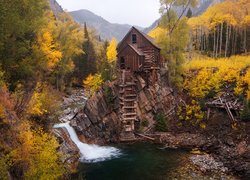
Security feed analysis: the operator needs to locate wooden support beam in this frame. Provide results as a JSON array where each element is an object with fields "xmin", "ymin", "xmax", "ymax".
[{"xmin": 225, "ymin": 102, "xmax": 236, "ymax": 123}]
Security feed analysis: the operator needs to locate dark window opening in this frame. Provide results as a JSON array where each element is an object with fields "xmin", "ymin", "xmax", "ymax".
[
  {"xmin": 120, "ymin": 57, "xmax": 125, "ymax": 69},
  {"xmin": 132, "ymin": 34, "xmax": 137, "ymax": 44}
]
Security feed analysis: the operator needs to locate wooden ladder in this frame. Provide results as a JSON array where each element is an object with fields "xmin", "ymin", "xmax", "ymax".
[{"xmin": 119, "ymin": 70, "xmax": 137, "ymax": 141}]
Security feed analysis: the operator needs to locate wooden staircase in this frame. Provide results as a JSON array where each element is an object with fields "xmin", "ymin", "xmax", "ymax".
[{"xmin": 119, "ymin": 70, "xmax": 137, "ymax": 141}]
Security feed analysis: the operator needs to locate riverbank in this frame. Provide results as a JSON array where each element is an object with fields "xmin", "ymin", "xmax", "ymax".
[{"xmin": 53, "ymin": 89, "xmax": 249, "ymax": 179}]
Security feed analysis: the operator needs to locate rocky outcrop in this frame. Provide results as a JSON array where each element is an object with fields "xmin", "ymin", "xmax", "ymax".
[
  {"xmin": 156, "ymin": 131, "xmax": 250, "ymax": 178},
  {"xmin": 52, "ymin": 128, "xmax": 79, "ymax": 170},
  {"xmin": 70, "ymin": 72, "xmax": 176, "ymax": 143}
]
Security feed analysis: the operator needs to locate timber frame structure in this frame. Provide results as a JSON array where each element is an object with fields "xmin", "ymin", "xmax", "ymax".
[{"xmin": 117, "ymin": 27, "xmax": 162, "ymax": 141}]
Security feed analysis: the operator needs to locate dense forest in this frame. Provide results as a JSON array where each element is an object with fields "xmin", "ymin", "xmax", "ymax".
[
  {"xmin": 0, "ymin": 0, "xmax": 116, "ymax": 179},
  {"xmin": 0, "ymin": 0, "xmax": 249, "ymax": 179},
  {"xmin": 149, "ymin": 0, "xmax": 250, "ymax": 127}
]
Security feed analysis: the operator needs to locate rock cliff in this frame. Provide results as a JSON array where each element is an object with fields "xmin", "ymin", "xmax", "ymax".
[{"xmin": 70, "ymin": 71, "xmax": 176, "ymax": 143}]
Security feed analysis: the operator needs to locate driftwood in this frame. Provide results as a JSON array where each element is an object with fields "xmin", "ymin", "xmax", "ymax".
[{"xmin": 135, "ymin": 133, "xmax": 155, "ymax": 141}]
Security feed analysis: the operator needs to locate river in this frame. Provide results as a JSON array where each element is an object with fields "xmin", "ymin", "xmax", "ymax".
[
  {"xmin": 75, "ymin": 143, "xmax": 188, "ymax": 180},
  {"xmin": 54, "ymin": 122, "xmax": 236, "ymax": 180},
  {"xmin": 54, "ymin": 122, "xmax": 189, "ymax": 179}
]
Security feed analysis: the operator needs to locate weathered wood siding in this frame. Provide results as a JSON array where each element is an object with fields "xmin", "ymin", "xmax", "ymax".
[
  {"xmin": 118, "ymin": 28, "xmax": 152, "ymax": 51},
  {"xmin": 118, "ymin": 46, "xmax": 143, "ymax": 71},
  {"xmin": 117, "ymin": 27, "xmax": 161, "ymax": 71}
]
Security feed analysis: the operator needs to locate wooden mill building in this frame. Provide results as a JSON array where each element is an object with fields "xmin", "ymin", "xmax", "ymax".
[{"xmin": 117, "ymin": 27, "xmax": 162, "ymax": 141}]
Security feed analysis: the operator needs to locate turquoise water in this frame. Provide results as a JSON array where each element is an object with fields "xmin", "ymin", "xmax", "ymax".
[{"xmin": 75, "ymin": 143, "xmax": 187, "ymax": 180}]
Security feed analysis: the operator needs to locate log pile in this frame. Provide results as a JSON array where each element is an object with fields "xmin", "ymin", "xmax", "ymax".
[{"xmin": 206, "ymin": 93, "xmax": 244, "ymax": 122}]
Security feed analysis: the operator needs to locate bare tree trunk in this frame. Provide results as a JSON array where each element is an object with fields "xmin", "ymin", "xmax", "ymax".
[
  {"xmin": 244, "ymin": 26, "xmax": 247, "ymax": 53},
  {"xmin": 225, "ymin": 23, "xmax": 229, "ymax": 57},
  {"xmin": 216, "ymin": 26, "xmax": 219, "ymax": 58},
  {"xmin": 188, "ymin": 30, "xmax": 192, "ymax": 60},
  {"xmin": 233, "ymin": 27, "xmax": 238, "ymax": 55},
  {"xmin": 196, "ymin": 29, "xmax": 198, "ymax": 49},
  {"xmin": 229, "ymin": 25, "xmax": 232, "ymax": 56},
  {"xmin": 204, "ymin": 33, "xmax": 206, "ymax": 52},
  {"xmin": 200, "ymin": 26, "xmax": 203, "ymax": 51},
  {"xmin": 219, "ymin": 23, "xmax": 223, "ymax": 57},
  {"xmin": 213, "ymin": 30, "xmax": 216, "ymax": 57}
]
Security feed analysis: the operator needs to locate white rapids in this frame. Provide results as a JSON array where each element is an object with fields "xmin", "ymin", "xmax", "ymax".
[{"xmin": 54, "ymin": 122, "xmax": 122, "ymax": 163}]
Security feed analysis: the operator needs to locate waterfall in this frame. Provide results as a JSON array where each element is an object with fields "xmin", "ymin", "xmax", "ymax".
[{"xmin": 54, "ymin": 122, "xmax": 122, "ymax": 163}]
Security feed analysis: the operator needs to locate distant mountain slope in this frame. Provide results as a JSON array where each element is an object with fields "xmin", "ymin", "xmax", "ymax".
[
  {"xmin": 49, "ymin": 0, "xmax": 64, "ymax": 16},
  {"xmin": 144, "ymin": 0, "xmax": 224, "ymax": 33},
  {"xmin": 53, "ymin": 0, "xmax": 223, "ymax": 40},
  {"xmin": 70, "ymin": 9, "xmax": 143, "ymax": 41}
]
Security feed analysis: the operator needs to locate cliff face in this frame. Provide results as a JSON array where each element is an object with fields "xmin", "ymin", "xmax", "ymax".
[
  {"xmin": 70, "ymin": 71, "xmax": 176, "ymax": 143},
  {"xmin": 52, "ymin": 128, "xmax": 80, "ymax": 170}
]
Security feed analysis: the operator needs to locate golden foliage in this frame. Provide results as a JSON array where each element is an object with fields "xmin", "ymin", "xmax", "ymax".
[
  {"xmin": 83, "ymin": 73, "xmax": 103, "ymax": 96},
  {"xmin": 27, "ymin": 83, "xmax": 60, "ymax": 117},
  {"xmin": 178, "ymin": 100, "xmax": 204, "ymax": 126},
  {"xmin": 106, "ymin": 38, "xmax": 117, "ymax": 63},
  {"xmin": 148, "ymin": 27, "xmax": 165, "ymax": 39},
  {"xmin": 188, "ymin": 0, "xmax": 250, "ymax": 31},
  {"xmin": 183, "ymin": 55, "xmax": 250, "ymax": 99},
  {"xmin": 36, "ymin": 31, "xmax": 62, "ymax": 70},
  {"xmin": 12, "ymin": 121, "xmax": 64, "ymax": 180}
]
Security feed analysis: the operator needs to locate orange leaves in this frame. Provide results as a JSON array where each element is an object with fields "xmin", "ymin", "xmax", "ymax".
[
  {"xmin": 243, "ymin": 15, "xmax": 250, "ymax": 26},
  {"xmin": 33, "ymin": 30, "xmax": 62, "ymax": 71},
  {"xmin": 0, "ymin": 85, "xmax": 14, "ymax": 111},
  {"xmin": 12, "ymin": 121, "xmax": 64, "ymax": 179},
  {"xmin": 39, "ymin": 31, "xmax": 62, "ymax": 69}
]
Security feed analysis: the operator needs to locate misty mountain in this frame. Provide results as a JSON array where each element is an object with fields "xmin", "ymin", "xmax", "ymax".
[
  {"xmin": 49, "ymin": 0, "xmax": 63, "ymax": 16},
  {"xmin": 70, "ymin": 9, "xmax": 143, "ymax": 41},
  {"xmin": 144, "ymin": 0, "xmax": 224, "ymax": 33},
  {"xmin": 51, "ymin": 0, "xmax": 224, "ymax": 40}
]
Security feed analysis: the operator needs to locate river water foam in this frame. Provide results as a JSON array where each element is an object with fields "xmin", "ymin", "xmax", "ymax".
[{"xmin": 54, "ymin": 122, "xmax": 122, "ymax": 163}]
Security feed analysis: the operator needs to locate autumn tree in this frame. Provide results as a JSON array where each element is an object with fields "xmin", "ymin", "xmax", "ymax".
[
  {"xmin": 52, "ymin": 13, "xmax": 84, "ymax": 91},
  {"xmin": 158, "ymin": 0, "xmax": 198, "ymax": 87},
  {"xmin": 83, "ymin": 73, "xmax": 103, "ymax": 96},
  {"xmin": 107, "ymin": 38, "xmax": 118, "ymax": 63},
  {"xmin": 188, "ymin": 0, "xmax": 250, "ymax": 57},
  {"xmin": 12, "ymin": 121, "xmax": 64, "ymax": 180},
  {"xmin": 101, "ymin": 38, "xmax": 118, "ymax": 81}
]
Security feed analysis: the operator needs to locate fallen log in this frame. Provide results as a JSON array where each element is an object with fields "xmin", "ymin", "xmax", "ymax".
[{"xmin": 135, "ymin": 133, "xmax": 155, "ymax": 141}]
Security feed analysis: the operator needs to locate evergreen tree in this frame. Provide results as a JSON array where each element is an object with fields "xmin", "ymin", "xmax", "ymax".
[
  {"xmin": 186, "ymin": 8, "xmax": 192, "ymax": 18},
  {"xmin": 81, "ymin": 22, "xmax": 97, "ymax": 79}
]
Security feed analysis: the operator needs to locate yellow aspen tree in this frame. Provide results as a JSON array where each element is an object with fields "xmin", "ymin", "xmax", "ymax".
[
  {"xmin": 83, "ymin": 73, "xmax": 103, "ymax": 96},
  {"xmin": 106, "ymin": 38, "xmax": 117, "ymax": 63}
]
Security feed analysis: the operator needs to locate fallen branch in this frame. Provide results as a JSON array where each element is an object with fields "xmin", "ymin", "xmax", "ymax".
[{"xmin": 135, "ymin": 133, "xmax": 155, "ymax": 141}]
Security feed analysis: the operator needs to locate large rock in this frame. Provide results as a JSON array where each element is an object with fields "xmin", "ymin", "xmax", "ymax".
[
  {"xmin": 71, "ymin": 73, "xmax": 176, "ymax": 143},
  {"xmin": 52, "ymin": 128, "xmax": 80, "ymax": 170}
]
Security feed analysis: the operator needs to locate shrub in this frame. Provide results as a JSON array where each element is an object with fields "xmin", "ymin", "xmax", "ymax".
[
  {"xmin": 240, "ymin": 101, "xmax": 250, "ymax": 122},
  {"xmin": 104, "ymin": 86, "xmax": 114, "ymax": 107},
  {"xmin": 141, "ymin": 119, "xmax": 149, "ymax": 127},
  {"xmin": 155, "ymin": 112, "xmax": 167, "ymax": 132}
]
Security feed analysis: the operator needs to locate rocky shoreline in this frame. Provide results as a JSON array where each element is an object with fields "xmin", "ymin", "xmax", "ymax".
[
  {"xmin": 155, "ymin": 129, "xmax": 249, "ymax": 179},
  {"xmin": 53, "ymin": 89, "xmax": 249, "ymax": 179}
]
